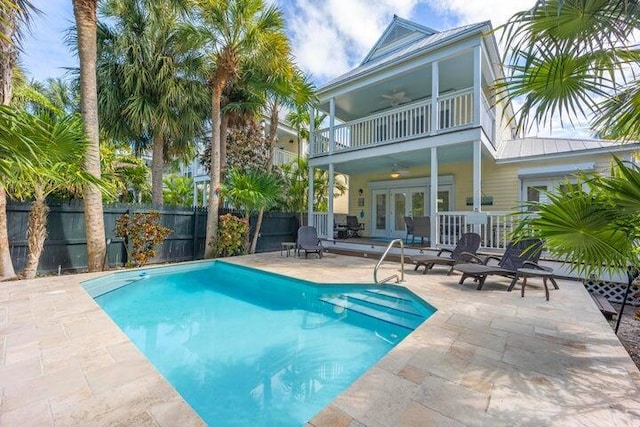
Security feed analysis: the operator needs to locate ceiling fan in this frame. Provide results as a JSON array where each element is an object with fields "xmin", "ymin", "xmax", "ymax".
[{"xmin": 382, "ymin": 90, "xmax": 411, "ymax": 107}]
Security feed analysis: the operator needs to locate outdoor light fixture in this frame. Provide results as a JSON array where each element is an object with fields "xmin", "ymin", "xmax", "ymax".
[
  {"xmin": 390, "ymin": 171, "xmax": 401, "ymax": 179},
  {"xmin": 390, "ymin": 163, "xmax": 408, "ymax": 179}
]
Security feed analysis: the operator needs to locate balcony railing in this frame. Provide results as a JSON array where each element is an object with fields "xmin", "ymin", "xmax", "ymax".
[
  {"xmin": 272, "ymin": 149, "xmax": 298, "ymax": 166},
  {"xmin": 313, "ymin": 88, "xmax": 474, "ymax": 155}
]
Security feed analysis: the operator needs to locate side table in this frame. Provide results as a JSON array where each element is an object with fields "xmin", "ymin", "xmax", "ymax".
[
  {"xmin": 281, "ymin": 242, "xmax": 297, "ymax": 257},
  {"xmin": 512, "ymin": 267, "xmax": 559, "ymax": 301}
]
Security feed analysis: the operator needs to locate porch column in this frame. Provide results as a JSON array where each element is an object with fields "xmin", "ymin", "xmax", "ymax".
[
  {"xmin": 473, "ymin": 44, "xmax": 482, "ymax": 126},
  {"xmin": 309, "ymin": 107, "xmax": 315, "ymax": 156},
  {"xmin": 472, "ymin": 140, "xmax": 482, "ymax": 236},
  {"xmin": 327, "ymin": 163, "xmax": 335, "ymax": 240},
  {"xmin": 192, "ymin": 159, "xmax": 198, "ymax": 206},
  {"xmin": 431, "ymin": 61, "xmax": 439, "ymax": 133},
  {"xmin": 430, "ymin": 147, "xmax": 439, "ymax": 246},
  {"xmin": 307, "ymin": 165, "xmax": 314, "ymax": 227},
  {"xmin": 329, "ymin": 98, "xmax": 335, "ymax": 154}
]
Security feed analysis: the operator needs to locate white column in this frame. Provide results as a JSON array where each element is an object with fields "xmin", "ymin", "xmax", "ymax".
[
  {"xmin": 431, "ymin": 61, "xmax": 439, "ymax": 133},
  {"xmin": 192, "ymin": 159, "xmax": 198, "ymax": 206},
  {"xmin": 309, "ymin": 107, "xmax": 315, "ymax": 157},
  {"xmin": 329, "ymin": 98, "xmax": 335, "ymax": 154},
  {"xmin": 473, "ymin": 139, "xmax": 482, "ymax": 213},
  {"xmin": 327, "ymin": 163, "xmax": 335, "ymax": 240},
  {"xmin": 430, "ymin": 147, "xmax": 438, "ymax": 246},
  {"xmin": 307, "ymin": 165, "xmax": 314, "ymax": 227},
  {"xmin": 473, "ymin": 44, "xmax": 482, "ymax": 126}
]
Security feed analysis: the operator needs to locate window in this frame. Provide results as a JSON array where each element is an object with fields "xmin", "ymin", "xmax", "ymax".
[{"xmin": 521, "ymin": 177, "xmax": 581, "ymax": 210}]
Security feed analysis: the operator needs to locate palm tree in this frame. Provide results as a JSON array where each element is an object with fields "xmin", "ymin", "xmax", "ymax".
[
  {"xmin": 1, "ymin": 110, "xmax": 104, "ymax": 279},
  {"xmin": 97, "ymin": 0, "xmax": 209, "ymax": 206},
  {"xmin": 0, "ymin": 0, "xmax": 35, "ymax": 279},
  {"xmin": 191, "ymin": 0, "xmax": 291, "ymax": 256},
  {"xmin": 73, "ymin": 0, "xmax": 106, "ymax": 272},
  {"xmin": 500, "ymin": 1, "xmax": 640, "ymax": 330},
  {"xmin": 497, "ymin": 0, "xmax": 640, "ymax": 136},
  {"xmin": 223, "ymin": 167, "xmax": 281, "ymax": 254},
  {"xmin": 280, "ymin": 157, "xmax": 347, "ymax": 222}
]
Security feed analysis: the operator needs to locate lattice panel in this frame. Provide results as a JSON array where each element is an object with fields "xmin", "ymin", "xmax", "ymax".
[{"xmin": 584, "ymin": 279, "xmax": 640, "ymax": 307}]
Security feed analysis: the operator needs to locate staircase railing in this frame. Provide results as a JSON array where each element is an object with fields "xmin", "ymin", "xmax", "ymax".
[{"xmin": 374, "ymin": 238, "xmax": 405, "ymax": 284}]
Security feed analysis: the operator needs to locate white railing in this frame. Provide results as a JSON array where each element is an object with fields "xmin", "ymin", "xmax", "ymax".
[
  {"xmin": 312, "ymin": 212, "xmax": 329, "ymax": 238},
  {"xmin": 313, "ymin": 88, "xmax": 475, "ymax": 155},
  {"xmin": 438, "ymin": 211, "xmax": 517, "ymax": 250},
  {"xmin": 272, "ymin": 149, "xmax": 298, "ymax": 166},
  {"xmin": 481, "ymin": 96, "xmax": 496, "ymax": 147},
  {"xmin": 437, "ymin": 89, "xmax": 473, "ymax": 129}
]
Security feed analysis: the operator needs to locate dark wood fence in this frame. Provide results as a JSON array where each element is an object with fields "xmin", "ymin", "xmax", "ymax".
[{"xmin": 7, "ymin": 201, "xmax": 301, "ymax": 275}]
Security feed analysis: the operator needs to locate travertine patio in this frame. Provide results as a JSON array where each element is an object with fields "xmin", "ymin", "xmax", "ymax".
[{"xmin": 1, "ymin": 252, "xmax": 639, "ymax": 426}]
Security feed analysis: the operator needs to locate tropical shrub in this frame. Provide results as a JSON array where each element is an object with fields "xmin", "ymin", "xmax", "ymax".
[
  {"xmin": 115, "ymin": 211, "xmax": 172, "ymax": 267},
  {"xmin": 211, "ymin": 214, "xmax": 249, "ymax": 258}
]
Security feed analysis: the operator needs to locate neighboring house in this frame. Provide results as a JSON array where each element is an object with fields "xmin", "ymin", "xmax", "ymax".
[
  {"xmin": 308, "ymin": 15, "xmax": 640, "ymax": 249},
  {"xmin": 179, "ymin": 117, "xmax": 349, "ymax": 213}
]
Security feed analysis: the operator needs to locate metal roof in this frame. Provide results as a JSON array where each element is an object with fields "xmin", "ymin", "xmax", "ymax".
[
  {"xmin": 497, "ymin": 137, "xmax": 640, "ymax": 160},
  {"xmin": 318, "ymin": 21, "xmax": 490, "ymax": 92}
]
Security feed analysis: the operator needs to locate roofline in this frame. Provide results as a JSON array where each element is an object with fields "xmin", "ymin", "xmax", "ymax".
[
  {"xmin": 317, "ymin": 21, "xmax": 492, "ymax": 97},
  {"xmin": 495, "ymin": 144, "xmax": 640, "ymax": 164},
  {"xmin": 360, "ymin": 15, "xmax": 438, "ymax": 65}
]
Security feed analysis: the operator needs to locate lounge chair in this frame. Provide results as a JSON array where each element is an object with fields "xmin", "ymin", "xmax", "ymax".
[
  {"xmin": 452, "ymin": 238, "xmax": 543, "ymax": 290},
  {"xmin": 297, "ymin": 226, "xmax": 324, "ymax": 258},
  {"xmin": 346, "ymin": 216, "xmax": 364, "ymax": 237},
  {"xmin": 410, "ymin": 216, "xmax": 430, "ymax": 246},
  {"xmin": 404, "ymin": 216, "xmax": 415, "ymax": 244},
  {"xmin": 411, "ymin": 232, "xmax": 481, "ymax": 275}
]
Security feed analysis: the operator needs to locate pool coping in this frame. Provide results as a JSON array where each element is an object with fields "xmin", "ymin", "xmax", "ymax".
[{"xmin": 1, "ymin": 253, "xmax": 640, "ymax": 426}]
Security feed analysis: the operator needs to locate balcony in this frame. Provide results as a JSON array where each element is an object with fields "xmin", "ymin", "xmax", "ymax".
[
  {"xmin": 272, "ymin": 149, "xmax": 298, "ymax": 166},
  {"xmin": 312, "ymin": 88, "xmax": 481, "ymax": 156}
]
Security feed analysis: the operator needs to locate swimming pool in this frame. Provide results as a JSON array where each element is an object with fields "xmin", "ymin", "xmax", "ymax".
[{"xmin": 83, "ymin": 261, "xmax": 435, "ymax": 426}]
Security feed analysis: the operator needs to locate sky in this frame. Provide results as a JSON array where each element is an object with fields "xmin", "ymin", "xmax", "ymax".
[{"xmin": 21, "ymin": 0, "xmax": 589, "ymax": 138}]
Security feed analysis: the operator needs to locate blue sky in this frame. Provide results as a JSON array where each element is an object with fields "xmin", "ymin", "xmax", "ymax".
[
  {"xmin": 22, "ymin": 0, "xmax": 588, "ymax": 137},
  {"xmin": 22, "ymin": 0, "xmax": 532, "ymax": 83}
]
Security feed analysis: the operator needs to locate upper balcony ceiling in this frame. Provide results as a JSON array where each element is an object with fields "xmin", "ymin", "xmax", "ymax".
[{"xmin": 322, "ymin": 52, "xmax": 474, "ymax": 122}]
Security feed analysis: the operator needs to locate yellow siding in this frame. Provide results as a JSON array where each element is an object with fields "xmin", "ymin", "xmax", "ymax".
[{"xmin": 345, "ymin": 153, "xmax": 621, "ymax": 228}]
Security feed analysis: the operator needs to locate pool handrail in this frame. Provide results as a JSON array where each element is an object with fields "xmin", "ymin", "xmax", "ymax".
[{"xmin": 374, "ymin": 238, "xmax": 405, "ymax": 284}]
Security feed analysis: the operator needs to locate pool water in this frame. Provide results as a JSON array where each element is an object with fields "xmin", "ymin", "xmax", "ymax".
[{"xmin": 85, "ymin": 261, "xmax": 434, "ymax": 426}]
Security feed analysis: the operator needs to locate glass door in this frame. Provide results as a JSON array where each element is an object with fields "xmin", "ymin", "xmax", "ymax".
[
  {"xmin": 371, "ymin": 189, "xmax": 388, "ymax": 237},
  {"xmin": 390, "ymin": 189, "xmax": 408, "ymax": 238}
]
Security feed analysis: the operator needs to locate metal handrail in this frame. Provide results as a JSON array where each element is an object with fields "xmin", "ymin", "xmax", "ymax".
[{"xmin": 374, "ymin": 238, "xmax": 405, "ymax": 284}]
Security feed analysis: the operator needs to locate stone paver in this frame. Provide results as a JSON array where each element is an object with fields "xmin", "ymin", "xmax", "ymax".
[{"xmin": 1, "ymin": 252, "xmax": 639, "ymax": 426}]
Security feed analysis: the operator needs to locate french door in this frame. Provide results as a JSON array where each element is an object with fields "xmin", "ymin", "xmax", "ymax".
[{"xmin": 371, "ymin": 184, "xmax": 452, "ymax": 238}]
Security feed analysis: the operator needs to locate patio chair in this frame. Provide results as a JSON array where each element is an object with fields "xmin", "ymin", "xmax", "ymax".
[
  {"xmin": 346, "ymin": 215, "xmax": 364, "ymax": 238},
  {"xmin": 296, "ymin": 226, "xmax": 324, "ymax": 259},
  {"xmin": 410, "ymin": 216, "xmax": 430, "ymax": 246},
  {"xmin": 411, "ymin": 232, "xmax": 481, "ymax": 275},
  {"xmin": 452, "ymin": 238, "xmax": 543, "ymax": 290},
  {"xmin": 404, "ymin": 216, "xmax": 414, "ymax": 244}
]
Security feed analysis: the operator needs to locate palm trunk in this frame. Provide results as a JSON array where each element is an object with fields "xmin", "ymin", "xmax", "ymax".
[
  {"xmin": 151, "ymin": 133, "xmax": 164, "ymax": 205},
  {"xmin": 220, "ymin": 113, "xmax": 229, "ymax": 173},
  {"xmin": 74, "ymin": 0, "xmax": 106, "ymax": 272},
  {"xmin": 0, "ymin": 188, "xmax": 15, "ymax": 280},
  {"xmin": 0, "ymin": 8, "xmax": 17, "ymax": 279},
  {"xmin": 250, "ymin": 208, "xmax": 264, "ymax": 254},
  {"xmin": 204, "ymin": 75, "xmax": 227, "ymax": 256},
  {"xmin": 22, "ymin": 188, "xmax": 49, "ymax": 279}
]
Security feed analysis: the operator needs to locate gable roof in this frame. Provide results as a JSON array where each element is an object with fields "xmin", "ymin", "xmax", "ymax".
[
  {"xmin": 319, "ymin": 20, "xmax": 490, "ymax": 92},
  {"xmin": 496, "ymin": 137, "xmax": 640, "ymax": 161},
  {"xmin": 361, "ymin": 15, "xmax": 437, "ymax": 65}
]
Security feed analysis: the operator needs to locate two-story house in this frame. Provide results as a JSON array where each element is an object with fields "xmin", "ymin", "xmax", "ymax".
[{"xmin": 307, "ymin": 15, "xmax": 640, "ymax": 250}]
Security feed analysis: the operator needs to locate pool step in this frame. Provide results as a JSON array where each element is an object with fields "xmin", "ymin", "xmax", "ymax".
[
  {"xmin": 319, "ymin": 295, "xmax": 424, "ymax": 330},
  {"xmin": 363, "ymin": 288, "xmax": 414, "ymax": 302},
  {"xmin": 341, "ymin": 292, "xmax": 423, "ymax": 317}
]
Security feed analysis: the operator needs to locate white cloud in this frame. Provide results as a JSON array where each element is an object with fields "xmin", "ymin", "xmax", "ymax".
[
  {"xmin": 281, "ymin": 0, "xmax": 419, "ymax": 83},
  {"xmin": 427, "ymin": 0, "xmax": 534, "ymax": 27}
]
